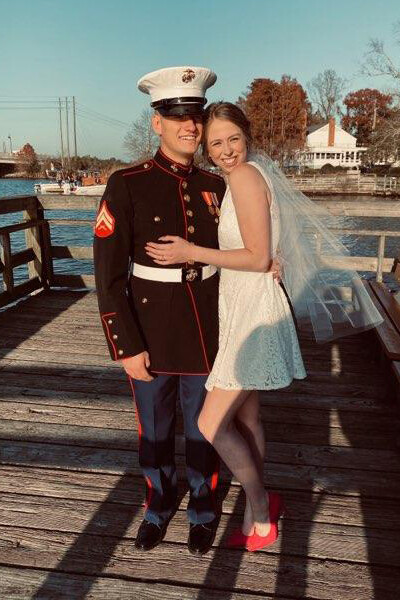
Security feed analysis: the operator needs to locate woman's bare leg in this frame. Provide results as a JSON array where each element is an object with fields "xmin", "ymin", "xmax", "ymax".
[
  {"xmin": 235, "ymin": 391, "xmax": 265, "ymax": 534},
  {"xmin": 198, "ymin": 387, "xmax": 270, "ymax": 536}
]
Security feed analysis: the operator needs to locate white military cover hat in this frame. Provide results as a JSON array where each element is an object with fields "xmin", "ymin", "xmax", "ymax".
[{"xmin": 137, "ymin": 66, "xmax": 217, "ymax": 116}]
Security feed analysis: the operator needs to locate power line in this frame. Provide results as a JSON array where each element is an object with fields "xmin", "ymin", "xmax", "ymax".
[
  {"xmin": 0, "ymin": 95, "xmax": 59, "ymax": 99},
  {"xmin": 77, "ymin": 102, "xmax": 130, "ymax": 127},
  {"xmin": 1, "ymin": 96, "xmax": 129, "ymax": 156},
  {"xmin": 0, "ymin": 100, "xmax": 59, "ymax": 104},
  {"xmin": 0, "ymin": 106, "xmax": 59, "ymax": 110},
  {"xmin": 75, "ymin": 109, "xmax": 128, "ymax": 131}
]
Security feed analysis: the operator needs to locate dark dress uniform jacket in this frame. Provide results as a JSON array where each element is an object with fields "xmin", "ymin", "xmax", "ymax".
[{"xmin": 93, "ymin": 149, "xmax": 226, "ymax": 374}]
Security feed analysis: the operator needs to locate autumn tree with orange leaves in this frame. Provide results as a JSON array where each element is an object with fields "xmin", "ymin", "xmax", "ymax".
[
  {"xmin": 18, "ymin": 143, "xmax": 41, "ymax": 177},
  {"xmin": 341, "ymin": 89, "xmax": 394, "ymax": 145},
  {"xmin": 239, "ymin": 76, "xmax": 308, "ymax": 163}
]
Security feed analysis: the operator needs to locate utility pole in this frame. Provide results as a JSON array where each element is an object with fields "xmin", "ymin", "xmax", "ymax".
[
  {"xmin": 58, "ymin": 97, "xmax": 65, "ymax": 168},
  {"xmin": 2, "ymin": 141, "xmax": 6, "ymax": 153},
  {"xmin": 65, "ymin": 96, "xmax": 71, "ymax": 167},
  {"xmin": 72, "ymin": 96, "xmax": 78, "ymax": 162},
  {"xmin": 7, "ymin": 135, "xmax": 12, "ymax": 154}
]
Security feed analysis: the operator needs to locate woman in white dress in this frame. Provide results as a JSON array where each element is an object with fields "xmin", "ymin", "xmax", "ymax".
[{"xmin": 145, "ymin": 102, "xmax": 306, "ymax": 552}]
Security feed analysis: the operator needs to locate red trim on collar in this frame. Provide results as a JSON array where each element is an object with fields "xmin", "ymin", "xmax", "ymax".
[
  {"xmin": 158, "ymin": 147, "xmax": 192, "ymax": 170},
  {"xmin": 153, "ymin": 158, "xmax": 183, "ymax": 180}
]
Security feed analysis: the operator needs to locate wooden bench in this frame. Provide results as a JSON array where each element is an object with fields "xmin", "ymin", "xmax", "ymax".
[{"xmin": 363, "ymin": 280, "xmax": 400, "ymax": 402}]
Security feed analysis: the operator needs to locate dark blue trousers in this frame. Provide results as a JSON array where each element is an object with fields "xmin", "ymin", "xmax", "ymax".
[{"xmin": 131, "ymin": 374, "xmax": 219, "ymax": 526}]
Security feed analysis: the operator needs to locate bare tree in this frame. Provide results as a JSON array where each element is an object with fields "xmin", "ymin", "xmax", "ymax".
[
  {"xmin": 307, "ymin": 69, "xmax": 347, "ymax": 120},
  {"xmin": 362, "ymin": 21, "xmax": 400, "ymax": 99},
  {"xmin": 364, "ymin": 110, "xmax": 400, "ymax": 164},
  {"xmin": 124, "ymin": 109, "xmax": 159, "ymax": 162},
  {"xmin": 361, "ymin": 21, "xmax": 400, "ymax": 164}
]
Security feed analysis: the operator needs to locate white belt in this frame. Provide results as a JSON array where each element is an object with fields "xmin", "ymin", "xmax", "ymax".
[{"xmin": 131, "ymin": 263, "xmax": 217, "ymax": 283}]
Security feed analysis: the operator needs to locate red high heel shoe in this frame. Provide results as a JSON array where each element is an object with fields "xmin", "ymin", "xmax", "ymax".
[
  {"xmin": 247, "ymin": 491, "xmax": 284, "ymax": 552},
  {"xmin": 226, "ymin": 527, "xmax": 253, "ymax": 548}
]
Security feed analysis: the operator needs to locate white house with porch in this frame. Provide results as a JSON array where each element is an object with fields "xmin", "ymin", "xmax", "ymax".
[{"xmin": 300, "ymin": 118, "xmax": 367, "ymax": 169}]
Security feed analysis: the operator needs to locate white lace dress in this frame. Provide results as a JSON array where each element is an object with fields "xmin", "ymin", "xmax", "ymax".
[{"xmin": 205, "ymin": 161, "xmax": 306, "ymax": 391}]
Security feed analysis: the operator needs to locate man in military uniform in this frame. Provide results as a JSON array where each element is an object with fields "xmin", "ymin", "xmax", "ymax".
[{"xmin": 93, "ymin": 66, "xmax": 225, "ymax": 555}]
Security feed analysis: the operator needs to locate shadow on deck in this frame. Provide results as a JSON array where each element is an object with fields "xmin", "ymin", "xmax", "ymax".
[{"xmin": 0, "ymin": 289, "xmax": 399, "ymax": 599}]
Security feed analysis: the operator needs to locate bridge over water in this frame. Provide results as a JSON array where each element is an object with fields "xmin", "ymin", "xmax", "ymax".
[{"xmin": 0, "ymin": 153, "xmax": 18, "ymax": 177}]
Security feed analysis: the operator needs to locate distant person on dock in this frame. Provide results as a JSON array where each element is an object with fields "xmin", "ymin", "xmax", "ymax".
[
  {"xmin": 56, "ymin": 170, "xmax": 63, "ymax": 187},
  {"xmin": 93, "ymin": 66, "xmax": 226, "ymax": 556}
]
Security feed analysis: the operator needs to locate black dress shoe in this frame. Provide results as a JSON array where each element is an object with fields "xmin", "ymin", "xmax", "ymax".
[
  {"xmin": 134, "ymin": 519, "xmax": 168, "ymax": 551},
  {"xmin": 188, "ymin": 518, "xmax": 218, "ymax": 556}
]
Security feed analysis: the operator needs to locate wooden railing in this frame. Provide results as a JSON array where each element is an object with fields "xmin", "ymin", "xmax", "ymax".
[
  {"xmin": 288, "ymin": 174, "xmax": 399, "ymax": 195},
  {"xmin": 0, "ymin": 195, "xmax": 399, "ymax": 308},
  {"xmin": 0, "ymin": 196, "xmax": 53, "ymax": 308},
  {"xmin": 39, "ymin": 195, "xmax": 98, "ymax": 290}
]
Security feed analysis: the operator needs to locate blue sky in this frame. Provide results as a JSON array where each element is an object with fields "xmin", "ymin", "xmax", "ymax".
[{"xmin": 0, "ymin": 0, "xmax": 399, "ymax": 158}]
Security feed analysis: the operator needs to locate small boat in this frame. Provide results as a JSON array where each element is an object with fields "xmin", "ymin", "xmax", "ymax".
[
  {"xmin": 34, "ymin": 182, "xmax": 106, "ymax": 196},
  {"xmin": 72, "ymin": 184, "xmax": 106, "ymax": 195},
  {"xmin": 34, "ymin": 182, "xmax": 65, "ymax": 194}
]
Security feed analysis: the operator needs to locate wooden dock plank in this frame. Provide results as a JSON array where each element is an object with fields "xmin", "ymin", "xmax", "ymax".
[
  {"xmin": 0, "ymin": 526, "xmax": 398, "ymax": 600},
  {"xmin": 0, "ymin": 383, "xmax": 391, "ymax": 414},
  {"xmin": 0, "ymin": 360, "xmax": 386, "ymax": 400},
  {"xmin": 0, "ymin": 472, "xmax": 398, "ymax": 530},
  {"xmin": 0, "ymin": 289, "xmax": 399, "ymax": 598},
  {"xmin": 0, "ymin": 496, "xmax": 399, "ymax": 567},
  {"xmin": 0, "ymin": 397, "xmax": 395, "ymax": 432},
  {"xmin": 1, "ymin": 566, "xmax": 276, "ymax": 600},
  {"xmin": 0, "ymin": 333, "xmax": 377, "ymax": 377},
  {"xmin": 1, "ymin": 416, "xmax": 397, "ymax": 451},
  {"xmin": 1, "ymin": 418, "xmax": 399, "ymax": 471},
  {"xmin": 1, "ymin": 440, "xmax": 400, "ymax": 498}
]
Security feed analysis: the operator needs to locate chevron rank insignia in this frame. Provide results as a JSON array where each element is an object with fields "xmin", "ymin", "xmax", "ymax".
[{"xmin": 94, "ymin": 200, "xmax": 115, "ymax": 238}]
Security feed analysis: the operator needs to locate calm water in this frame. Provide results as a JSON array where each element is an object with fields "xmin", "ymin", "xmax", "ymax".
[
  {"xmin": 0, "ymin": 179, "xmax": 96, "ymax": 287},
  {"xmin": 1, "ymin": 178, "xmax": 399, "ymax": 289}
]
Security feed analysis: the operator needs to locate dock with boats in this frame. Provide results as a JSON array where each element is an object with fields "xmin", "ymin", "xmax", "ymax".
[{"xmin": 0, "ymin": 194, "xmax": 400, "ymax": 599}]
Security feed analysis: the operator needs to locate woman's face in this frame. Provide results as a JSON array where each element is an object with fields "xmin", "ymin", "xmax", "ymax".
[{"xmin": 206, "ymin": 117, "xmax": 248, "ymax": 174}]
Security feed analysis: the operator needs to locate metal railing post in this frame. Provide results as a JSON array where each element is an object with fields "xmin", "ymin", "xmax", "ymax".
[{"xmin": 376, "ymin": 235, "xmax": 386, "ymax": 283}]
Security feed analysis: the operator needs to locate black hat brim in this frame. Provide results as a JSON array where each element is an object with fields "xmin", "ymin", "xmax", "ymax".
[
  {"xmin": 152, "ymin": 96, "xmax": 206, "ymax": 117},
  {"xmin": 156, "ymin": 104, "xmax": 205, "ymax": 116}
]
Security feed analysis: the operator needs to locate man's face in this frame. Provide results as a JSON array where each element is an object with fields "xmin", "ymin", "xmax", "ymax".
[{"xmin": 152, "ymin": 112, "xmax": 203, "ymax": 163}]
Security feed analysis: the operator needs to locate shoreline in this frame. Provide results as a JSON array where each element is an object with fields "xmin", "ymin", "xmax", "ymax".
[
  {"xmin": 1, "ymin": 174, "xmax": 48, "ymax": 180},
  {"xmin": 307, "ymin": 191, "xmax": 400, "ymax": 198}
]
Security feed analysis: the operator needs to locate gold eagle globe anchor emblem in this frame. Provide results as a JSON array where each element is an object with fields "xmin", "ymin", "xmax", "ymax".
[
  {"xmin": 185, "ymin": 268, "xmax": 198, "ymax": 282},
  {"xmin": 182, "ymin": 69, "xmax": 196, "ymax": 83}
]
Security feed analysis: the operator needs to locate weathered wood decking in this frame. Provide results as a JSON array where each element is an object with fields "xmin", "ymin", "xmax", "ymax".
[{"xmin": 0, "ymin": 289, "xmax": 400, "ymax": 599}]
